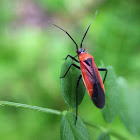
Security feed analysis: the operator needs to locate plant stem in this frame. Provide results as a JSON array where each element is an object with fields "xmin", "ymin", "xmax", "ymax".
[
  {"xmin": 0, "ymin": 100, "xmax": 62, "ymax": 115},
  {"xmin": 0, "ymin": 101, "xmax": 133, "ymax": 140},
  {"xmin": 83, "ymin": 119, "xmax": 130, "ymax": 140}
]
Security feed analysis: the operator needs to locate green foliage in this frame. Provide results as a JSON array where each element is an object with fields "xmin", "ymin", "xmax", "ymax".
[
  {"xmin": 97, "ymin": 133, "xmax": 110, "ymax": 140},
  {"xmin": 60, "ymin": 112, "xmax": 90, "ymax": 140},
  {"xmin": 60, "ymin": 58, "xmax": 85, "ymax": 109},
  {"xmin": 0, "ymin": 0, "xmax": 140, "ymax": 140},
  {"xmin": 60, "ymin": 63, "xmax": 140, "ymax": 140},
  {"xmin": 100, "ymin": 66, "xmax": 118, "ymax": 123},
  {"xmin": 117, "ymin": 78, "xmax": 140, "ymax": 135}
]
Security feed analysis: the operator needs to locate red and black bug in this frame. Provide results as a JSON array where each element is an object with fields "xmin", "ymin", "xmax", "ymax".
[{"xmin": 50, "ymin": 11, "xmax": 108, "ymax": 123}]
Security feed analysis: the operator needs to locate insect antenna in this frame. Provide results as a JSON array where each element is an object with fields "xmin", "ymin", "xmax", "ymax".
[
  {"xmin": 80, "ymin": 10, "xmax": 98, "ymax": 48},
  {"xmin": 48, "ymin": 21, "xmax": 78, "ymax": 50}
]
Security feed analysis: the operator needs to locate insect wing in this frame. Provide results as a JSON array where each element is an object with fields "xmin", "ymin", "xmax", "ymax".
[{"xmin": 80, "ymin": 58, "xmax": 105, "ymax": 108}]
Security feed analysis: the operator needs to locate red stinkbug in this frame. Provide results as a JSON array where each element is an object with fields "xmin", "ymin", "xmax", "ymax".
[{"xmin": 50, "ymin": 11, "xmax": 108, "ymax": 124}]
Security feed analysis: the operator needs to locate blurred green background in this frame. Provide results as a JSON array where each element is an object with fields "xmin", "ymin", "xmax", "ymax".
[{"xmin": 0, "ymin": 0, "xmax": 140, "ymax": 140}]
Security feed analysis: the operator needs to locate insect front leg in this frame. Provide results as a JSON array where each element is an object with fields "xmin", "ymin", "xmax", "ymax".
[
  {"xmin": 75, "ymin": 75, "xmax": 82, "ymax": 125},
  {"xmin": 98, "ymin": 68, "xmax": 108, "ymax": 83},
  {"xmin": 64, "ymin": 55, "xmax": 79, "ymax": 63},
  {"xmin": 60, "ymin": 63, "xmax": 80, "ymax": 78}
]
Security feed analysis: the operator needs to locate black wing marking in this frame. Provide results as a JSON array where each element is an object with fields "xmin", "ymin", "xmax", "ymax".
[
  {"xmin": 84, "ymin": 58, "xmax": 92, "ymax": 67},
  {"xmin": 92, "ymin": 81, "xmax": 105, "ymax": 108},
  {"xmin": 84, "ymin": 58, "xmax": 105, "ymax": 108}
]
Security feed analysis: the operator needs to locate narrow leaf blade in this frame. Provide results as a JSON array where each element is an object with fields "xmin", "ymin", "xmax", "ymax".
[
  {"xmin": 117, "ymin": 77, "xmax": 140, "ymax": 135},
  {"xmin": 99, "ymin": 66, "xmax": 118, "ymax": 123},
  {"xmin": 60, "ymin": 58, "xmax": 85, "ymax": 109},
  {"xmin": 60, "ymin": 112, "xmax": 90, "ymax": 140}
]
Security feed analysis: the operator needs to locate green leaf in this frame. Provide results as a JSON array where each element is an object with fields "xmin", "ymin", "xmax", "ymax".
[
  {"xmin": 97, "ymin": 132, "xmax": 110, "ymax": 140},
  {"xmin": 99, "ymin": 66, "xmax": 118, "ymax": 123},
  {"xmin": 117, "ymin": 77, "xmax": 140, "ymax": 135},
  {"xmin": 60, "ymin": 58, "xmax": 85, "ymax": 109},
  {"xmin": 60, "ymin": 112, "xmax": 90, "ymax": 140}
]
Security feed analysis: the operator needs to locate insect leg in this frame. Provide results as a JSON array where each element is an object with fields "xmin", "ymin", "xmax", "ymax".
[
  {"xmin": 74, "ymin": 54, "xmax": 78, "ymax": 58},
  {"xmin": 64, "ymin": 55, "xmax": 79, "ymax": 63},
  {"xmin": 98, "ymin": 68, "xmax": 108, "ymax": 83},
  {"xmin": 60, "ymin": 63, "xmax": 80, "ymax": 78},
  {"xmin": 75, "ymin": 75, "xmax": 82, "ymax": 125}
]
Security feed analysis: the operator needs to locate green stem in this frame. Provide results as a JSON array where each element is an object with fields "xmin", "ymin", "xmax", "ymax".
[
  {"xmin": 0, "ymin": 101, "xmax": 133, "ymax": 140},
  {"xmin": 0, "ymin": 100, "xmax": 62, "ymax": 115},
  {"xmin": 109, "ymin": 130, "xmax": 129, "ymax": 140},
  {"xmin": 83, "ymin": 119, "xmax": 130, "ymax": 140},
  {"xmin": 83, "ymin": 119, "xmax": 107, "ymax": 132}
]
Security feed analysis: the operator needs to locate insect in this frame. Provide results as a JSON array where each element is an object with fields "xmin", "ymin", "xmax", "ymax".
[{"xmin": 49, "ymin": 11, "xmax": 108, "ymax": 124}]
